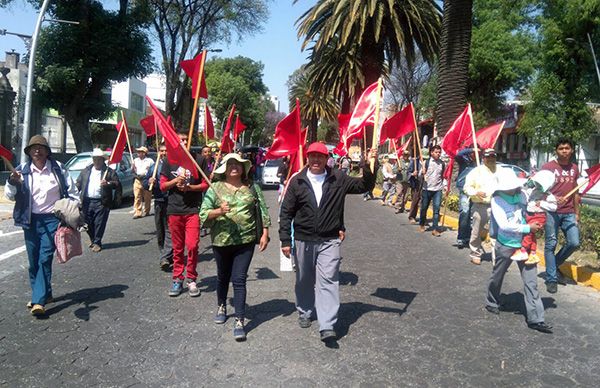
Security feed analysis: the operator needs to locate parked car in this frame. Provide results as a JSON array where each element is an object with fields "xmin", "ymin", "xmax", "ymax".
[
  {"xmin": 261, "ymin": 158, "xmax": 283, "ymax": 189},
  {"xmin": 64, "ymin": 152, "xmax": 139, "ymax": 208},
  {"xmin": 578, "ymin": 175, "xmax": 600, "ymax": 207},
  {"xmin": 497, "ymin": 162, "xmax": 530, "ymax": 178}
]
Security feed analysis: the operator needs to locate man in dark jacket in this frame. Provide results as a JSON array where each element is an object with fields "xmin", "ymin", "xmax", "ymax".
[
  {"xmin": 279, "ymin": 142, "xmax": 377, "ymax": 343},
  {"xmin": 76, "ymin": 148, "xmax": 120, "ymax": 252}
]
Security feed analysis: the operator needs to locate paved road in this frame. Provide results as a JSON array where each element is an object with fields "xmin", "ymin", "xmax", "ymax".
[{"xmin": 0, "ymin": 190, "xmax": 599, "ymax": 387}]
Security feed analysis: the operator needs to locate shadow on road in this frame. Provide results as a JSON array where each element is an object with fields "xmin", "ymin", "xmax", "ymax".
[
  {"xmin": 198, "ymin": 275, "xmax": 217, "ymax": 293},
  {"xmin": 245, "ymin": 298, "xmax": 296, "ymax": 333},
  {"xmin": 340, "ymin": 271, "xmax": 359, "ymax": 286},
  {"xmin": 371, "ymin": 287, "xmax": 417, "ymax": 305},
  {"xmin": 497, "ymin": 292, "xmax": 557, "ymax": 320},
  {"xmin": 102, "ymin": 239, "xmax": 150, "ymax": 250},
  {"xmin": 44, "ymin": 284, "xmax": 129, "ymax": 320},
  {"xmin": 251, "ymin": 267, "xmax": 279, "ymax": 281}
]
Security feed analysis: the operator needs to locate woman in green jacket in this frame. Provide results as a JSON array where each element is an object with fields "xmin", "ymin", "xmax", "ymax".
[{"xmin": 199, "ymin": 153, "xmax": 271, "ymax": 341}]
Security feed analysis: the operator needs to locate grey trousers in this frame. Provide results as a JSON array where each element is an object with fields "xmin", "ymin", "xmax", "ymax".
[
  {"xmin": 469, "ymin": 202, "xmax": 490, "ymax": 259},
  {"xmin": 294, "ymin": 239, "xmax": 342, "ymax": 331},
  {"xmin": 486, "ymin": 243, "xmax": 545, "ymax": 324},
  {"xmin": 155, "ymin": 201, "xmax": 173, "ymax": 263}
]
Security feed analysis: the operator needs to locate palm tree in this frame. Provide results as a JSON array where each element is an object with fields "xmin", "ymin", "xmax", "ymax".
[
  {"xmin": 296, "ymin": 0, "xmax": 442, "ymax": 90},
  {"xmin": 434, "ymin": 0, "xmax": 473, "ymax": 137},
  {"xmin": 288, "ymin": 66, "xmax": 339, "ymax": 142}
]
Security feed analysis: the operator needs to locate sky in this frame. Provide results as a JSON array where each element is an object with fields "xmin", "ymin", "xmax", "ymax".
[{"xmin": 0, "ymin": 0, "xmax": 310, "ymax": 113}]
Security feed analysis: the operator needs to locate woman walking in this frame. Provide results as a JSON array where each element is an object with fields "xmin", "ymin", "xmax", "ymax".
[{"xmin": 199, "ymin": 153, "xmax": 271, "ymax": 341}]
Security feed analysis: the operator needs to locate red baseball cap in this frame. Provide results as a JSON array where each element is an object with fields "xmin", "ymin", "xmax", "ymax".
[{"xmin": 306, "ymin": 142, "xmax": 328, "ymax": 156}]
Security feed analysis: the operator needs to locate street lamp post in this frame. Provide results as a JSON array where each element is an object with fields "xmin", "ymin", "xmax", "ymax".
[{"xmin": 586, "ymin": 32, "xmax": 600, "ymax": 90}]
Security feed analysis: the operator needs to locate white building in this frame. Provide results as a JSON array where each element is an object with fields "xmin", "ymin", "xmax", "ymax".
[{"xmin": 269, "ymin": 94, "xmax": 280, "ymax": 112}]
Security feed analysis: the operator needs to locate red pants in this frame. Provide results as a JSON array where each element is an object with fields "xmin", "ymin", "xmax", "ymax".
[
  {"xmin": 522, "ymin": 212, "xmax": 546, "ymax": 253},
  {"xmin": 168, "ymin": 214, "xmax": 200, "ymax": 281}
]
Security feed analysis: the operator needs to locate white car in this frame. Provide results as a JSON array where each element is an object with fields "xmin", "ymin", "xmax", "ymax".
[{"xmin": 261, "ymin": 159, "xmax": 283, "ymax": 188}]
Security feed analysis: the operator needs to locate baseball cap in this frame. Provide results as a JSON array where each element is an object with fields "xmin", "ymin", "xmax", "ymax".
[
  {"xmin": 483, "ymin": 148, "xmax": 497, "ymax": 157},
  {"xmin": 306, "ymin": 142, "xmax": 328, "ymax": 156}
]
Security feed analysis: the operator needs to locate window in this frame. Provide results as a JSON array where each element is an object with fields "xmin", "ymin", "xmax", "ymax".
[{"xmin": 130, "ymin": 93, "xmax": 144, "ymax": 112}]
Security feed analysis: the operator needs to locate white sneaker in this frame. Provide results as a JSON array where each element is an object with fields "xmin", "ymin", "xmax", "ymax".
[
  {"xmin": 187, "ymin": 281, "xmax": 200, "ymax": 297},
  {"xmin": 510, "ymin": 250, "xmax": 528, "ymax": 261}
]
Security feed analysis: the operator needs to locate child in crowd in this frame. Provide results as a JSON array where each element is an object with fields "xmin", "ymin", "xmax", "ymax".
[{"xmin": 510, "ymin": 170, "xmax": 556, "ymax": 265}]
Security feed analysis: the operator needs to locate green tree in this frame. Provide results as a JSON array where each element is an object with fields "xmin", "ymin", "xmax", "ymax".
[
  {"xmin": 35, "ymin": 0, "xmax": 153, "ymax": 152},
  {"xmin": 519, "ymin": 0, "xmax": 600, "ymax": 151},
  {"xmin": 204, "ymin": 56, "xmax": 271, "ymax": 145}
]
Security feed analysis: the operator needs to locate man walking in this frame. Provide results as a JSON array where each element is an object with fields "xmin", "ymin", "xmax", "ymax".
[
  {"xmin": 541, "ymin": 138, "xmax": 580, "ymax": 294},
  {"xmin": 394, "ymin": 150, "xmax": 411, "ymax": 213},
  {"xmin": 464, "ymin": 149, "xmax": 498, "ymax": 265},
  {"xmin": 279, "ymin": 142, "xmax": 377, "ymax": 343},
  {"xmin": 407, "ymin": 154, "xmax": 422, "ymax": 223},
  {"xmin": 454, "ymin": 147, "xmax": 478, "ymax": 248},
  {"xmin": 419, "ymin": 145, "xmax": 445, "ymax": 236},
  {"xmin": 76, "ymin": 148, "xmax": 120, "ymax": 252},
  {"xmin": 132, "ymin": 146, "xmax": 154, "ymax": 219},
  {"xmin": 380, "ymin": 154, "xmax": 397, "ymax": 206},
  {"xmin": 145, "ymin": 144, "xmax": 173, "ymax": 270}
]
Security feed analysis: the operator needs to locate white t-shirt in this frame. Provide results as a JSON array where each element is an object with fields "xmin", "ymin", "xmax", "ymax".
[
  {"xmin": 86, "ymin": 167, "xmax": 103, "ymax": 199},
  {"xmin": 133, "ymin": 157, "xmax": 154, "ymax": 177},
  {"xmin": 306, "ymin": 170, "xmax": 327, "ymax": 206}
]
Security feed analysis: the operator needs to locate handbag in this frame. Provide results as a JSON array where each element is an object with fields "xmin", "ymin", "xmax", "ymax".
[
  {"xmin": 249, "ymin": 184, "xmax": 263, "ymax": 244},
  {"xmin": 55, "ymin": 225, "xmax": 83, "ymax": 263}
]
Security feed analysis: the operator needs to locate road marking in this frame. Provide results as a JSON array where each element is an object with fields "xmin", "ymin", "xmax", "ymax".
[
  {"xmin": 0, "ymin": 230, "xmax": 21, "ymax": 237},
  {"xmin": 0, "ymin": 245, "xmax": 26, "ymax": 262}
]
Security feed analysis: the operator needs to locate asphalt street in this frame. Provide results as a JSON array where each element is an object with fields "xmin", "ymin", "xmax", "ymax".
[{"xmin": 1, "ymin": 190, "xmax": 599, "ymax": 387}]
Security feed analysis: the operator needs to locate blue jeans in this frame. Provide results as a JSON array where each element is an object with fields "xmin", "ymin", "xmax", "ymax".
[
  {"xmin": 544, "ymin": 212, "xmax": 580, "ymax": 284},
  {"xmin": 24, "ymin": 213, "xmax": 60, "ymax": 305},
  {"xmin": 457, "ymin": 191, "xmax": 472, "ymax": 244},
  {"xmin": 213, "ymin": 243, "xmax": 255, "ymax": 319},
  {"xmin": 420, "ymin": 190, "xmax": 443, "ymax": 229}
]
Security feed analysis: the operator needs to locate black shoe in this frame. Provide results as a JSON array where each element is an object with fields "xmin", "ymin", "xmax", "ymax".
[
  {"xmin": 298, "ymin": 317, "xmax": 311, "ymax": 328},
  {"xmin": 320, "ymin": 329, "xmax": 337, "ymax": 342},
  {"xmin": 546, "ymin": 282, "xmax": 558, "ymax": 294},
  {"xmin": 159, "ymin": 260, "xmax": 170, "ymax": 271},
  {"xmin": 485, "ymin": 305, "xmax": 500, "ymax": 315},
  {"xmin": 527, "ymin": 322, "xmax": 553, "ymax": 334}
]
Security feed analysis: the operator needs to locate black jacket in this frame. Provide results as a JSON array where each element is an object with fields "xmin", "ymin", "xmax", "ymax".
[
  {"xmin": 76, "ymin": 164, "xmax": 120, "ymax": 208},
  {"xmin": 279, "ymin": 164, "xmax": 376, "ymax": 247}
]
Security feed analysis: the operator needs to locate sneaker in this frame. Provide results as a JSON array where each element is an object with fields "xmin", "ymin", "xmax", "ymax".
[
  {"xmin": 546, "ymin": 282, "xmax": 558, "ymax": 294},
  {"xmin": 419, "ymin": 225, "xmax": 426, "ymax": 232},
  {"xmin": 159, "ymin": 259, "xmax": 170, "ymax": 271},
  {"xmin": 320, "ymin": 329, "xmax": 337, "ymax": 342},
  {"xmin": 233, "ymin": 318, "xmax": 246, "ymax": 341},
  {"xmin": 168, "ymin": 281, "xmax": 183, "ymax": 297},
  {"xmin": 432, "ymin": 230, "xmax": 441, "ymax": 237},
  {"xmin": 524, "ymin": 253, "xmax": 540, "ymax": 265},
  {"xmin": 510, "ymin": 250, "xmax": 528, "ymax": 261},
  {"xmin": 485, "ymin": 305, "xmax": 500, "ymax": 315},
  {"xmin": 214, "ymin": 304, "xmax": 227, "ymax": 324},
  {"xmin": 470, "ymin": 257, "xmax": 481, "ymax": 265},
  {"xmin": 298, "ymin": 316, "xmax": 311, "ymax": 328},
  {"xmin": 91, "ymin": 244, "xmax": 102, "ymax": 253},
  {"xmin": 527, "ymin": 322, "xmax": 553, "ymax": 334},
  {"xmin": 31, "ymin": 304, "xmax": 45, "ymax": 316},
  {"xmin": 187, "ymin": 281, "xmax": 200, "ymax": 297},
  {"xmin": 409, "ymin": 218, "xmax": 417, "ymax": 224}
]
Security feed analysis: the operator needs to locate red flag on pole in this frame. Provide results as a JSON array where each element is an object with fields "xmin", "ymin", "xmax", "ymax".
[
  {"xmin": 379, "ymin": 103, "xmax": 417, "ymax": 145},
  {"xmin": 582, "ymin": 164, "xmax": 600, "ymax": 195},
  {"xmin": 0, "ymin": 144, "xmax": 13, "ymax": 161},
  {"xmin": 333, "ymin": 113, "xmax": 351, "ymax": 156},
  {"xmin": 180, "ymin": 52, "xmax": 208, "ymax": 100},
  {"xmin": 220, "ymin": 105, "xmax": 236, "ymax": 154},
  {"xmin": 139, "ymin": 115, "xmax": 156, "ymax": 137},
  {"xmin": 343, "ymin": 81, "xmax": 379, "ymax": 150},
  {"xmin": 204, "ymin": 104, "xmax": 215, "ymax": 139},
  {"xmin": 108, "ymin": 125, "xmax": 127, "ymax": 165},
  {"xmin": 462, "ymin": 121, "xmax": 504, "ymax": 149},
  {"xmin": 395, "ymin": 136, "xmax": 412, "ymax": 157},
  {"xmin": 441, "ymin": 104, "xmax": 473, "ymax": 158},
  {"xmin": 145, "ymin": 97, "xmax": 199, "ymax": 178},
  {"xmin": 265, "ymin": 102, "xmax": 302, "ymax": 159},
  {"xmin": 233, "ymin": 115, "xmax": 247, "ymax": 141}
]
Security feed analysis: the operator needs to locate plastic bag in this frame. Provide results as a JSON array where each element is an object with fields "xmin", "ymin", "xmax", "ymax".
[{"xmin": 55, "ymin": 226, "xmax": 83, "ymax": 263}]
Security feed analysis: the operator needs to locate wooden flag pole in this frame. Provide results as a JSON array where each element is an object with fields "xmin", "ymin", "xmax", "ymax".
[
  {"xmin": 564, "ymin": 179, "xmax": 588, "ymax": 199},
  {"xmin": 296, "ymin": 99, "xmax": 304, "ymax": 169},
  {"xmin": 204, "ymin": 102, "xmax": 209, "ymax": 145},
  {"xmin": 104, "ymin": 125, "xmax": 126, "ymax": 180},
  {"xmin": 187, "ymin": 50, "xmax": 207, "ymax": 150},
  {"xmin": 369, "ymin": 78, "xmax": 383, "ymax": 172},
  {"xmin": 120, "ymin": 111, "xmax": 134, "ymax": 162},
  {"xmin": 468, "ymin": 104, "xmax": 480, "ymax": 166},
  {"xmin": 148, "ymin": 121, "xmax": 161, "ymax": 192},
  {"xmin": 0, "ymin": 156, "xmax": 15, "ymax": 173},
  {"xmin": 177, "ymin": 141, "xmax": 224, "ymax": 202}
]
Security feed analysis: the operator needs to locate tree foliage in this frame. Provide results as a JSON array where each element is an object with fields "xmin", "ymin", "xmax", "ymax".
[{"xmin": 35, "ymin": 0, "xmax": 153, "ymax": 152}]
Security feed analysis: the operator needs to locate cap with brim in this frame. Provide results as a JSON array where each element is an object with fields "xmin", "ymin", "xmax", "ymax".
[
  {"xmin": 24, "ymin": 135, "xmax": 51, "ymax": 155},
  {"xmin": 213, "ymin": 153, "xmax": 252, "ymax": 176},
  {"xmin": 388, "ymin": 154, "xmax": 397, "ymax": 160},
  {"xmin": 483, "ymin": 148, "xmax": 497, "ymax": 157},
  {"xmin": 306, "ymin": 142, "xmax": 328, "ymax": 156},
  {"xmin": 136, "ymin": 146, "xmax": 148, "ymax": 153},
  {"xmin": 494, "ymin": 167, "xmax": 526, "ymax": 192},
  {"xmin": 91, "ymin": 148, "xmax": 107, "ymax": 158}
]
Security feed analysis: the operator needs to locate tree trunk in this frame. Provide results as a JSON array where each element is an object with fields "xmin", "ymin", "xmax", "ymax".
[
  {"xmin": 308, "ymin": 115, "xmax": 318, "ymax": 143},
  {"xmin": 435, "ymin": 0, "xmax": 473, "ymax": 138},
  {"xmin": 65, "ymin": 110, "xmax": 93, "ymax": 153}
]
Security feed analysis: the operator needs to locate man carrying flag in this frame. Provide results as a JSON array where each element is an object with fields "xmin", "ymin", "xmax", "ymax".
[
  {"xmin": 279, "ymin": 142, "xmax": 378, "ymax": 344},
  {"xmin": 132, "ymin": 146, "xmax": 154, "ymax": 219}
]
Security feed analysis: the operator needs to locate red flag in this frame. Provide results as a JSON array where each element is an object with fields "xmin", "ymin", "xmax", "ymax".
[
  {"xmin": 145, "ymin": 96, "xmax": 199, "ymax": 178},
  {"xmin": 441, "ymin": 104, "xmax": 473, "ymax": 158},
  {"xmin": 582, "ymin": 164, "xmax": 600, "ymax": 195},
  {"xmin": 265, "ymin": 101, "xmax": 302, "ymax": 159},
  {"xmin": 0, "ymin": 144, "xmax": 13, "ymax": 161},
  {"xmin": 443, "ymin": 159, "xmax": 455, "ymax": 192},
  {"xmin": 139, "ymin": 115, "xmax": 156, "ymax": 137},
  {"xmin": 333, "ymin": 114, "xmax": 351, "ymax": 156},
  {"xmin": 220, "ymin": 105, "xmax": 236, "ymax": 154},
  {"xmin": 395, "ymin": 136, "xmax": 412, "ymax": 157},
  {"xmin": 204, "ymin": 104, "xmax": 214, "ymax": 139},
  {"xmin": 343, "ymin": 81, "xmax": 379, "ymax": 151},
  {"xmin": 233, "ymin": 115, "xmax": 247, "ymax": 141},
  {"xmin": 180, "ymin": 51, "xmax": 208, "ymax": 100},
  {"xmin": 379, "ymin": 103, "xmax": 417, "ymax": 145},
  {"xmin": 108, "ymin": 125, "xmax": 127, "ymax": 165},
  {"xmin": 462, "ymin": 121, "xmax": 504, "ymax": 149}
]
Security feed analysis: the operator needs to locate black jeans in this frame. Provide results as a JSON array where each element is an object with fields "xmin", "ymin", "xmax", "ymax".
[
  {"xmin": 213, "ymin": 243, "xmax": 255, "ymax": 319},
  {"xmin": 154, "ymin": 200, "xmax": 173, "ymax": 263},
  {"xmin": 83, "ymin": 198, "xmax": 109, "ymax": 246}
]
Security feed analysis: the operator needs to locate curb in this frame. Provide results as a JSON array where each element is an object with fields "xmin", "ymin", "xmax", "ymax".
[{"xmin": 373, "ymin": 187, "xmax": 600, "ymax": 292}]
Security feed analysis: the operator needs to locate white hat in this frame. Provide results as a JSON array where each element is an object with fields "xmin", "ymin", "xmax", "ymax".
[
  {"xmin": 387, "ymin": 154, "xmax": 397, "ymax": 160},
  {"xmin": 91, "ymin": 148, "xmax": 107, "ymax": 158},
  {"xmin": 213, "ymin": 153, "xmax": 252, "ymax": 176},
  {"xmin": 494, "ymin": 167, "xmax": 526, "ymax": 192},
  {"xmin": 530, "ymin": 170, "xmax": 555, "ymax": 193},
  {"xmin": 136, "ymin": 146, "xmax": 148, "ymax": 153}
]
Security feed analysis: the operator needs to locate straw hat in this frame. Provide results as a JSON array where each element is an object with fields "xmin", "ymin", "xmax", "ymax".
[
  {"xmin": 91, "ymin": 148, "xmax": 107, "ymax": 158},
  {"xmin": 24, "ymin": 135, "xmax": 51, "ymax": 155},
  {"xmin": 213, "ymin": 153, "xmax": 252, "ymax": 176},
  {"xmin": 136, "ymin": 146, "xmax": 148, "ymax": 153}
]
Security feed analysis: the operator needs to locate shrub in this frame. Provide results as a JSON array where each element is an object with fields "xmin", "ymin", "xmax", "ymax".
[
  {"xmin": 578, "ymin": 205, "xmax": 600, "ymax": 259},
  {"xmin": 443, "ymin": 193, "xmax": 459, "ymax": 212}
]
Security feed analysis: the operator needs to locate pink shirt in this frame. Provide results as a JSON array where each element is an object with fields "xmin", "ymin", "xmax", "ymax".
[{"xmin": 30, "ymin": 160, "xmax": 61, "ymax": 214}]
